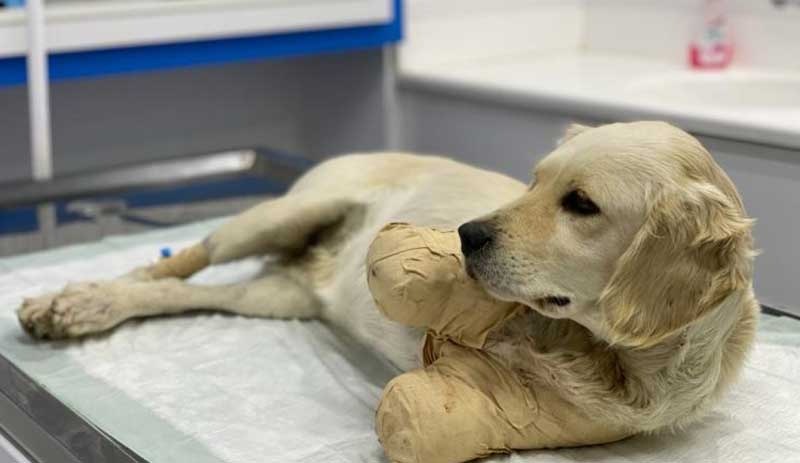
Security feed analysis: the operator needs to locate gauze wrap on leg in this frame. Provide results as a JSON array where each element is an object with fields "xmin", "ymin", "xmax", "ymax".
[
  {"xmin": 147, "ymin": 243, "xmax": 210, "ymax": 279},
  {"xmin": 366, "ymin": 223, "xmax": 630, "ymax": 463},
  {"xmin": 367, "ymin": 223, "xmax": 523, "ymax": 349},
  {"xmin": 376, "ymin": 343, "xmax": 626, "ymax": 463}
]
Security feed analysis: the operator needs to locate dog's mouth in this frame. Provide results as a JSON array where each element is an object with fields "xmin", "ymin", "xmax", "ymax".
[
  {"xmin": 465, "ymin": 257, "xmax": 573, "ymax": 310},
  {"xmin": 465, "ymin": 260, "xmax": 479, "ymax": 280},
  {"xmin": 534, "ymin": 296, "xmax": 572, "ymax": 313},
  {"xmin": 542, "ymin": 296, "xmax": 571, "ymax": 306}
]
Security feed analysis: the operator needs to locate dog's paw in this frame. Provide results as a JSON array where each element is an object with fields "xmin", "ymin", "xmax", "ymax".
[
  {"xmin": 18, "ymin": 282, "xmax": 127, "ymax": 340},
  {"xmin": 17, "ymin": 292, "xmax": 59, "ymax": 339}
]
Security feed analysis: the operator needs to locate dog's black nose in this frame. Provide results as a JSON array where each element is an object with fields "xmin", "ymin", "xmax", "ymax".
[{"xmin": 458, "ymin": 221, "xmax": 494, "ymax": 256}]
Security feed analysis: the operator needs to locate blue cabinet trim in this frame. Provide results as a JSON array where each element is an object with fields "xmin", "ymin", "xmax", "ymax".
[{"xmin": 0, "ymin": 0, "xmax": 402, "ymax": 87}]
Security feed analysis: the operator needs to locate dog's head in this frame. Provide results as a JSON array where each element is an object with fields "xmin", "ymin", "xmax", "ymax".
[{"xmin": 460, "ymin": 121, "xmax": 754, "ymax": 347}]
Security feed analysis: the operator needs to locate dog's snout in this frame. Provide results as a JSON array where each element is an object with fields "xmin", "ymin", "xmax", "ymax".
[{"xmin": 458, "ymin": 221, "xmax": 494, "ymax": 256}]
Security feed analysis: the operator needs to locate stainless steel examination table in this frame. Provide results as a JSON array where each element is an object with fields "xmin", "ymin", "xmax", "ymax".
[
  {"xmin": 1, "ymin": 175, "xmax": 800, "ymax": 462},
  {"xmin": 0, "ymin": 145, "xmax": 799, "ymax": 463}
]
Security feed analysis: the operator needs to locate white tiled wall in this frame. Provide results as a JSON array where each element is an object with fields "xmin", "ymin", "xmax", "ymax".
[
  {"xmin": 403, "ymin": 0, "xmax": 800, "ymax": 70},
  {"xmin": 728, "ymin": 0, "xmax": 800, "ymax": 69},
  {"xmin": 400, "ymin": 0, "xmax": 584, "ymax": 68},
  {"xmin": 583, "ymin": 0, "xmax": 800, "ymax": 69},
  {"xmin": 582, "ymin": 0, "xmax": 697, "ymax": 62}
]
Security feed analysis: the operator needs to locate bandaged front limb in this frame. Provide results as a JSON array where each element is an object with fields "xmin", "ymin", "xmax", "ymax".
[
  {"xmin": 122, "ymin": 242, "xmax": 211, "ymax": 282},
  {"xmin": 367, "ymin": 223, "xmax": 523, "ymax": 349},
  {"xmin": 146, "ymin": 243, "xmax": 211, "ymax": 279},
  {"xmin": 377, "ymin": 343, "xmax": 629, "ymax": 463},
  {"xmin": 367, "ymin": 223, "xmax": 630, "ymax": 463}
]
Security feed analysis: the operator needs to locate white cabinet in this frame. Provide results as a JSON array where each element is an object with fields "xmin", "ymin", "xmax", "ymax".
[
  {"xmin": 0, "ymin": 0, "xmax": 393, "ymax": 58},
  {"xmin": 702, "ymin": 136, "xmax": 800, "ymax": 315}
]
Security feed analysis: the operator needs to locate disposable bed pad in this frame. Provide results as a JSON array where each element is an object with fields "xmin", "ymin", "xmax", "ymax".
[{"xmin": 0, "ymin": 219, "xmax": 798, "ymax": 463}]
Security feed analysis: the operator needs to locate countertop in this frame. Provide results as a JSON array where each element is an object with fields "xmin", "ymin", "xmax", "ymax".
[{"xmin": 400, "ymin": 51, "xmax": 800, "ymax": 150}]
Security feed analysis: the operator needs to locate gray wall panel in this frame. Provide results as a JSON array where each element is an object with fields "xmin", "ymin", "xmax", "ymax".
[
  {"xmin": 399, "ymin": 86, "xmax": 604, "ymax": 180},
  {"xmin": 701, "ymin": 137, "xmax": 800, "ymax": 314},
  {"xmin": 0, "ymin": 48, "xmax": 390, "ymax": 184},
  {"xmin": 0, "ymin": 87, "xmax": 31, "ymax": 183}
]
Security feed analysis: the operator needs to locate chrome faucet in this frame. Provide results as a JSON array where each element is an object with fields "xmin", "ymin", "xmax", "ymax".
[{"xmin": 772, "ymin": 0, "xmax": 800, "ymax": 7}]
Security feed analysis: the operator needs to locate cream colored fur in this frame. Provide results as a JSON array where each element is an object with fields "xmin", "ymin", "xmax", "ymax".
[{"xmin": 17, "ymin": 121, "xmax": 758, "ymax": 448}]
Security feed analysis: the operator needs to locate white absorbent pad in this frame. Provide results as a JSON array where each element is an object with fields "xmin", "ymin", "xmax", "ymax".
[{"xmin": 0, "ymin": 219, "xmax": 798, "ymax": 463}]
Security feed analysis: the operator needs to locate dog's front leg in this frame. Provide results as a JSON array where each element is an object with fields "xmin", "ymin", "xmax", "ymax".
[
  {"xmin": 375, "ymin": 344, "xmax": 630, "ymax": 463},
  {"xmin": 17, "ymin": 270, "xmax": 321, "ymax": 340}
]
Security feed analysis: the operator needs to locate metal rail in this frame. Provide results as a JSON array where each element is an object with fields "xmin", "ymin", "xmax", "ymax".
[{"xmin": 0, "ymin": 148, "xmax": 310, "ymax": 210}]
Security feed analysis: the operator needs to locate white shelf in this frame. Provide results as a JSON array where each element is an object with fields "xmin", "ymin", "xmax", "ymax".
[{"xmin": 0, "ymin": 0, "xmax": 393, "ymax": 59}]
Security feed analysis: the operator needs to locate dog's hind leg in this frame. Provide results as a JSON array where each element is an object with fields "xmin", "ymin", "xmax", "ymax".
[
  {"xmin": 204, "ymin": 194, "xmax": 361, "ymax": 264},
  {"xmin": 125, "ymin": 194, "xmax": 362, "ymax": 283}
]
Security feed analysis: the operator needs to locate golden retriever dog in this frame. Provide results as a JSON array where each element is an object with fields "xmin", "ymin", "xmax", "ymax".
[{"xmin": 17, "ymin": 121, "xmax": 758, "ymax": 455}]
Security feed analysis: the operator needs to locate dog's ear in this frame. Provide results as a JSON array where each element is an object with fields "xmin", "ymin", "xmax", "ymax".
[
  {"xmin": 558, "ymin": 123, "xmax": 592, "ymax": 145},
  {"xmin": 599, "ymin": 181, "xmax": 754, "ymax": 347}
]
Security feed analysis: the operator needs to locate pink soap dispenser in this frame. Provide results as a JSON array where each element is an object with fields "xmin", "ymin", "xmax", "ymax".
[{"xmin": 689, "ymin": 0, "xmax": 734, "ymax": 69}]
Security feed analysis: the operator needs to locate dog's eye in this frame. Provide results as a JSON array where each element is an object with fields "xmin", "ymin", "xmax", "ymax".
[{"xmin": 562, "ymin": 190, "xmax": 600, "ymax": 216}]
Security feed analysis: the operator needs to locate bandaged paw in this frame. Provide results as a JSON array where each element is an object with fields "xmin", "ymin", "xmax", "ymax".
[
  {"xmin": 367, "ymin": 223, "xmax": 522, "ymax": 349},
  {"xmin": 367, "ymin": 223, "xmax": 630, "ymax": 463}
]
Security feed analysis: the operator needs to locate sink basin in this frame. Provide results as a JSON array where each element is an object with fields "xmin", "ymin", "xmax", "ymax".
[{"xmin": 629, "ymin": 74, "xmax": 800, "ymax": 108}]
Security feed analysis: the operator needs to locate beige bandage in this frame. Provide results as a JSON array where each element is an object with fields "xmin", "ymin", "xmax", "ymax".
[
  {"xmin": 367, "ymin": 223, "xmax": 630, "ymax": 463},
  {"xmin": 377, "ymin": 342, "xmax": 629, "ymax": 463},
  {"xmin": 148, "ymin": 243, "xmax": 210, "ymax": 279},
  {"xmin": 367, "ymin": 223, "xmax": 524, "ymax": 349}
]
